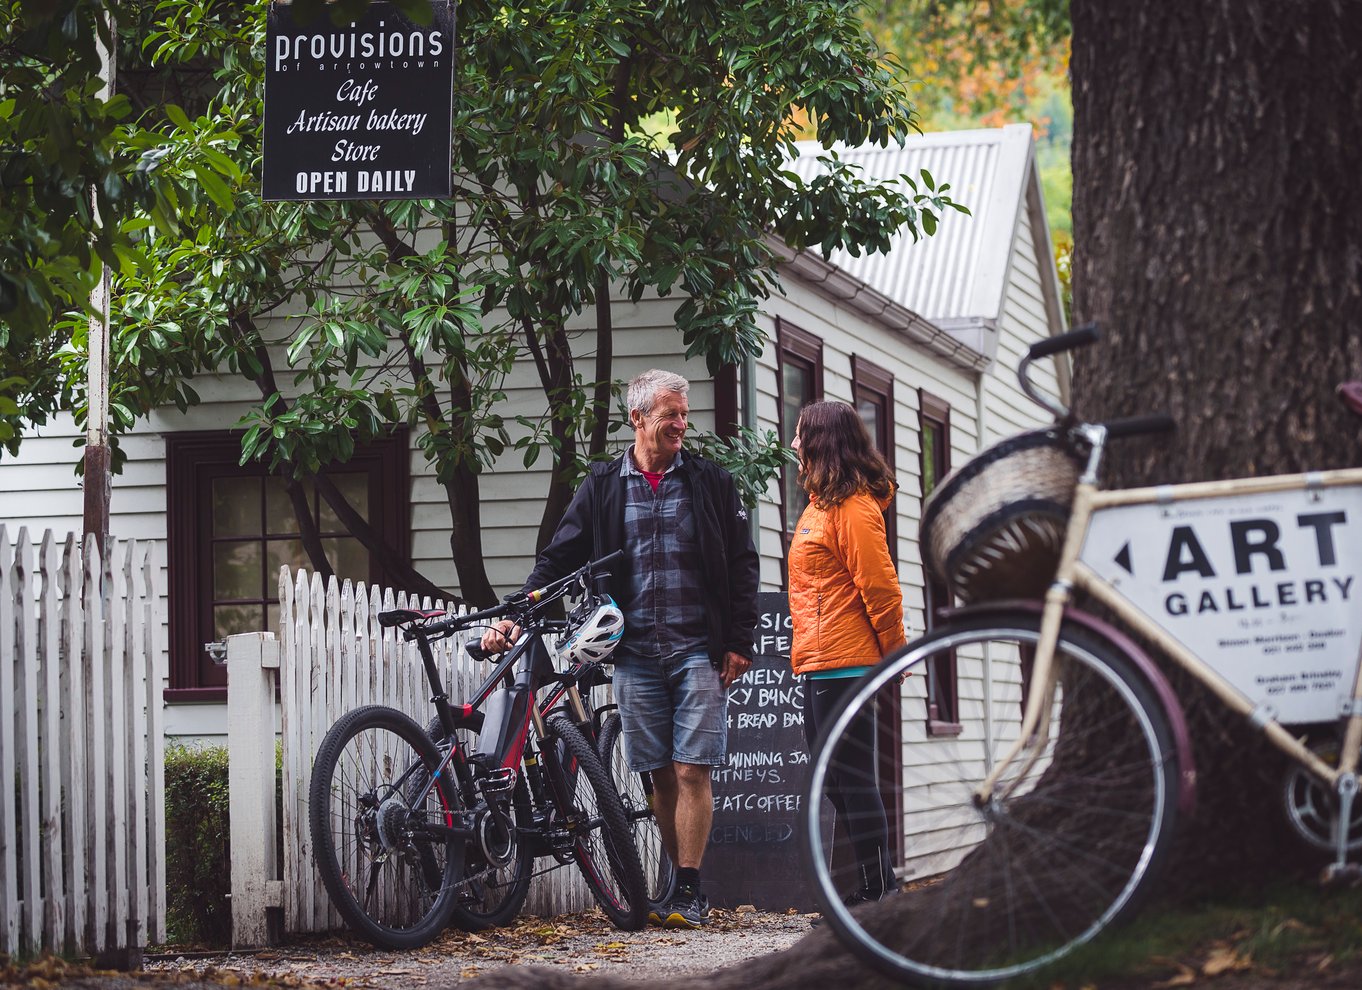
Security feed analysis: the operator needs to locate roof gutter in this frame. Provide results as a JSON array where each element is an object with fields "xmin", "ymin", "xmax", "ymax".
[{"xmin": 767, "ymin": 237, "xmax": 992, "ymax": 374}]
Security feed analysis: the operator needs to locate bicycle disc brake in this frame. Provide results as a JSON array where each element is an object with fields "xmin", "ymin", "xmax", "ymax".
[{"xmin": 1282, "ymin": 742, "xmax": 1362, "ymax": 853}]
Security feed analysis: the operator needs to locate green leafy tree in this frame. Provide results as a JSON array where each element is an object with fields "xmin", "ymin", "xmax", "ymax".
[
  {"xmin": 0, "ymin": 0, "xmax": 239, "ymax": 455},
  {"xmin": 93, "ymin": 0, "xmax": 963, "ymax": 604}
]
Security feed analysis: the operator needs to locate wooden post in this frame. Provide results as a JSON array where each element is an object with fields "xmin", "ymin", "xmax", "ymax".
[
  {"xmin": 226, "ymin": 632, "xmax": 282, "ymax": 947},
  {"xmin": 82, "ymin": 12, "xmax": 115, "ymax": 556}
]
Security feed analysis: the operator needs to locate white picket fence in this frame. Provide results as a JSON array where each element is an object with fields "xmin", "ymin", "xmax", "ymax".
[
  {"xmin": 226, "ymin": 566, "xmax": 599, "ymax": 945},
  {"xmin": 0, "ymin": 526, "xmax": 166, "ymax": 958}
]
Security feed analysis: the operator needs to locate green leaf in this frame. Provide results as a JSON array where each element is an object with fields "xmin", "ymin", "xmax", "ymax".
[{"xmin": 192, "ymin": 165, "xmax": 234, "ymax": 212}]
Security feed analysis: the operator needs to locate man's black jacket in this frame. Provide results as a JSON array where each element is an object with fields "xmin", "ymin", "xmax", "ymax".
[{"xmin": 522, "ymin": 451, "xmax": 760, "ymax": 669}]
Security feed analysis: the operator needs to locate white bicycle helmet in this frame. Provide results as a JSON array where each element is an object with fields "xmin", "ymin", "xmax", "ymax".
[{"xmin": 558, "ymin": 595, "xmax": 624, "ymax": 664}]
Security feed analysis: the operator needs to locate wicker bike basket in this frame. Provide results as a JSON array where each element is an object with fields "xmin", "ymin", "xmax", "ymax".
[{"xmin": 920, "ymin": 429, "xmax": 1084, "ymax": 603}]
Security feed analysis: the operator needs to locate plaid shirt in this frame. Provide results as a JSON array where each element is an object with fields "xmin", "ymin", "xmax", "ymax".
[{"xmin": 616, "ymin": 448, "xmax": 709, "ymax": 662}]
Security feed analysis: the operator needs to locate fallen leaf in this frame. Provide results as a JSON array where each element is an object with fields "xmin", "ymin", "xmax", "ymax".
[
  {"xmin": 1202, "ymin": 945, "xmax": 1251, "ymax": 977},
  {"xmin": 736, "ymin": 904, "xmax": 756, "ymax": 914},
  {"xmin": 1152, "ymin": 962, "xmax": 1197, "ymax": 988}
]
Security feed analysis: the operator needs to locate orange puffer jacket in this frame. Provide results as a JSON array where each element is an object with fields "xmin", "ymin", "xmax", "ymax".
[{"xmin": 788, "ymin": 487, "xmax": 907, "ymax": 676}]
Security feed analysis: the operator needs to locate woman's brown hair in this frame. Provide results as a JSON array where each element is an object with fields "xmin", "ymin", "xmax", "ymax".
[{"xmin": 796, "ymin": 400, "xmax": 895, "ymax": 507}]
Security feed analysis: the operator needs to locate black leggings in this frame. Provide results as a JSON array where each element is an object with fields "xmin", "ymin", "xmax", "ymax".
[{"xmin": 803, "ymin": 675, "xmax": 894, "ymax": 895}]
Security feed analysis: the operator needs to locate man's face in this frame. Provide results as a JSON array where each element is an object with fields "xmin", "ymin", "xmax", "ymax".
[{"xmin": 631, "ymin": 391, "xmax": 688, "ymax": 464}]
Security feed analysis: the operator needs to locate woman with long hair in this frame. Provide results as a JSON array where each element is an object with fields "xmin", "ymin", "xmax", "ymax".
[{"xmin": 788, "ymin": 400, "xmax": 906, "ymax": 910}]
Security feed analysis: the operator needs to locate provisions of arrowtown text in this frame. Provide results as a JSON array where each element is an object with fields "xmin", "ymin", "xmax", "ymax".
[{"xmin": 263, "ymin": 1, "xmax": 455, "ymax": 201}]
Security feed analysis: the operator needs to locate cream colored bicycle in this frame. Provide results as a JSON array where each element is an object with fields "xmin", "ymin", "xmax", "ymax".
[{"xmin": 802, "ymin": 325, "xmax": 1362, "ymax": 986}]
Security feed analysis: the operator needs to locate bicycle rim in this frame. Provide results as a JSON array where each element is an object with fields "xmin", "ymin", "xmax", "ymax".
[
  {"xmin": 309, "ymin": 705, "xmax": 463, "ymax": 950},
  {"xmin": 599, "ymin": 713, "xmax": 677, "ymax": 905},
  {"xmin": 548, "ymin": 714, "xmax": 648, "ymax": 930},
  {"xmin": 803, "ymin": 618, "xmax": 1179, "ymax": 986}
]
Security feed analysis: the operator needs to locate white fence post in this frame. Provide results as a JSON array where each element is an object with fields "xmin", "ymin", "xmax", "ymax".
[{"xmin": 227, "ymin": 632, "xmax": 282, "ymax": 947}]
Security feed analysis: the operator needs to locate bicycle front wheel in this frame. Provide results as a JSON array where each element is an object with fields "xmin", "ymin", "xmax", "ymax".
[
  {"xmin": 309, "ymin": 705, "xmax": 464, "ymax": 949},
  {"xmin": 803, "ymin": 614, "xmax": 1180, "ymax": 986},
  {"xmin": 598, "ymin": 711, "xmax": 677, "ymax": 906},
  {"xmin": 547, "ymin": 714, "xmax": 649, "ymax": 930}
]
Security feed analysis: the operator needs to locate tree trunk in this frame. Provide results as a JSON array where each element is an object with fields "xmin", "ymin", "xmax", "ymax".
[{"xmin": 1070, "ymin": 0, "xmax": 1362, "ymax": 893}]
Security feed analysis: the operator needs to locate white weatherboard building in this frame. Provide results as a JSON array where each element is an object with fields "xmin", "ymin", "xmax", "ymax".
[{"xmin": 0, "ymin": 126, "xmax": 1064, "ymax": 873}]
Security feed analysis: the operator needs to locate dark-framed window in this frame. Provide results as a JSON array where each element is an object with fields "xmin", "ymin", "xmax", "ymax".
[
  {"xmin": 165, "ymin": 430, "xmax": 410, "ymax": 701},
  {"xmin": 776, "ymin": 319, "xmax": 824, "ymax": 585},
  {"xmin": 853, "ymin": 355, "xmax": 903, "ymax": 855},
  {"xmin": 919, "ymin": 391, "xmax": 961, "ymax": 735},
  {"xmin": 851, "ymin": 355, "xmax": 897, "ymax": 557}
]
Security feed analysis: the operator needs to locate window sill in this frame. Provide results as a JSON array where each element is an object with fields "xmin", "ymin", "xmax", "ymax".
[
  {"xmin": 164, "ymin": 687, "xmax": 228, "ymax": 704},
  {"xmin": 927, "ymin": 719, "xmax": 963, "ymax": 738}
]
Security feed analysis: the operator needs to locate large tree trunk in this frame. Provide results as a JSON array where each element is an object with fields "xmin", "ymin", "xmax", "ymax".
[{"xmin": 1070, "ymin": 0, "xmax": 1362, "ymax": 893}]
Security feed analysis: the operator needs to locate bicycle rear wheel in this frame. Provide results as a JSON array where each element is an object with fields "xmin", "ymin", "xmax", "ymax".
[
  {"xmin": 547, "ymin": 713, "xmax": 649, "ymax": 930},
  {"xmin": 598, "ymin": 711, "xmax": 677, "ymax": 906},
  {"xmin": 803, "ymin": 614, "xmax": 1180, "ymax": 986},
  {"xmin": 309, "ymin": 705, "xmax": 464, "ymax": 949}
]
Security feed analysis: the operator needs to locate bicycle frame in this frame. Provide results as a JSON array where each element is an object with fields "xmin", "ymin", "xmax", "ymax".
[
  {"xmin": 983, "ymin": 424, "xmax": 1362, "ymax": 868},
  {"xmin": 396, "ymin": 594, "xmax": 616, "ymax": 852}
]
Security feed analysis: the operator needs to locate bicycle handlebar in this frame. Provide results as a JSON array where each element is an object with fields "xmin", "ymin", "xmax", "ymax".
[
  {"xmin": 413, "ymin": 548, "xmax": 626, "ymax": 642},
  {"xmin": 1026, "ymin": 322, "xmax": 1100, "ymax": 361},
  {"xmin": 1102, "ymin": 414, "xmax": 1177, "ymax": 439}
]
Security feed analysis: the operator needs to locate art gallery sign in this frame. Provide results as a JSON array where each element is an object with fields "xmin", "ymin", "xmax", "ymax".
[{"xmin": 263, "ymin": 0, "xmax": 455, "ymax": 201}]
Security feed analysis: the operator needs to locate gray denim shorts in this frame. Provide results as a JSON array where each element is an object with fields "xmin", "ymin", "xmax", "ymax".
[{"xmin": 611, "ymin": 651, "xmax": 728, "ymax": 772}]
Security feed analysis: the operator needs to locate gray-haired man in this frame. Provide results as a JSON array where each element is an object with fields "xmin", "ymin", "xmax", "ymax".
[{"xmin": 484, "ymin": 369, "xmax": 759, "ymax": 927}]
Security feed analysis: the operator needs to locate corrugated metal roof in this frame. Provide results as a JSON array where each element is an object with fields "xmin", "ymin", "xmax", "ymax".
[{"xmin": 789, "ymin": 124, "xmax": 1036, "ymax": 322}]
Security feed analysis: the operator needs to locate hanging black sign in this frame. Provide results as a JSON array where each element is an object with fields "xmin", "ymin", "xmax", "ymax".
[{"xmin": 263, "ymin": 0, "xmax": 455, "ymax": 201}]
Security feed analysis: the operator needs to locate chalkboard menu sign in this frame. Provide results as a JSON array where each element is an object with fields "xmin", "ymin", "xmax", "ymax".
[
  {"xmin": 702, "ymin": 592, "xmax": 832, "ymax": 912},
  {"xmin": 262, "ymin": 1, "xmax": 455, "ymax": 201}
]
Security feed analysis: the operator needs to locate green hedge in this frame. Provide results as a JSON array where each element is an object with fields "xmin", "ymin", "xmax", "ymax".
[
  {"xmin": 163, "ymin": 744, "xmax": 232, "ymax": 946},
  {"xmin": 163, "ymin": 742, "xmax": 284, "ymax": 947}
]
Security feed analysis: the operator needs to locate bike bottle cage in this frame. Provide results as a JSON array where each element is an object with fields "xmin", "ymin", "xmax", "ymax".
[
  {"xmin": 377, "ymin": 607, "xmax": 446, "ymax": 627},
  {"xmin": 1339, "ymin": 381, "xmax": 1362, "ymax": 417}
]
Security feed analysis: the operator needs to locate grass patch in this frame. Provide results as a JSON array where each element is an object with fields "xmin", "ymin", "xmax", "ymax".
[{"xmin": 1003, "ymin": 879, "xmax": 1362, "ymax": 988}]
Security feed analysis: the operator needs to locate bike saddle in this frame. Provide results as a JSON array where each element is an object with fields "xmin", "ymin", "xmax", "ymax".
[
  {"xmin": 1339, "ymin": 381, "xmax": 1362, "ymax": 417},
  {"xmin": 377, "ymin": 607, "xmax": 446, "ymax": 627}
]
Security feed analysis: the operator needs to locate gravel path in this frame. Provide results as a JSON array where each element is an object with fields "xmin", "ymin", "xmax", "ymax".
[{"xmin": 143, "ymin": 908, "xmax": 813, "ymax": 986}]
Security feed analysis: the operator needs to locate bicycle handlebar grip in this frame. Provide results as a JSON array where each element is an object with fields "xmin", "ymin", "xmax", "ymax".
[
  {"xmin": 466, "ymin": 642, "xmax": 495, "ymax": 662},
  {"xmin": 1027, "ymin": 323, "xmax": 1100, "ymax": 361},
  {"xmin": 1103, "ymin": 414, "xmax": 1177, "ymax": 439}
]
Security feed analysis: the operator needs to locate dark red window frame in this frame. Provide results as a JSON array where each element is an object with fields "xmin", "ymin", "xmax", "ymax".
[
  {"xmin": 164, "ymin": 430, "xmax": 410, "ymax": 702},
  {"xmin": 919, "ymin": 390, "xmax": 961, "ymax": 736},
  {"xmin": 775, "ymin": 319, "xmax": 824, "ymax": 587}
]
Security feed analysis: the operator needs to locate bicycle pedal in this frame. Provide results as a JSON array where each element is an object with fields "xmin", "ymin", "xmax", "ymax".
[
  {"xmin": 1320, "ymin": 862, "xmax": 1362, "ymax": 888},
  {"xmin": 478, "ymin": 767, "xmax": 517, "ymax": 794}
]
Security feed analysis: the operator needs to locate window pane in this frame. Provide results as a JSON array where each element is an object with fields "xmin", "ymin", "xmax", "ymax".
[
  {"xmin": 215, "ymin": 603, "xmax": 265, "ymax": 639},
  {"xmin": 323, "ymin": 536, "xmax": 370, "ymax": 583},
  {"xmin": 212, "ymin": 477, "xmax": 260, "ymax": 537},
  {"xmin": 781, "ymin": 364, "xmax": 810, "ymax": 442},
  {"xmin": 267, "ymin": 538, "xmax": 309, "ymax": 581},
  {"xmin": 267, "ymin": 602, "xmax": 281, "ymax": 635},
  {"xmin": 213, "ymin": 541, "xmax": 261, "ymax": 601},
  {"xmin": 782, "ymin": 362, "xmax": 812, "ymax": 532},
  {"xmin": 922, "ymin": 423, "xmax": 941, "ymax": 494},
  {"xmin": 264, "ymin": 478, "xmax": 300, "ymax": 535},
  {"xmin": 857, "ymin": 395, "xmax": 883, "ymax": 450},
  {"xmin": 318, "ymin": 473, "xmax": 368, "ymax": 532}
]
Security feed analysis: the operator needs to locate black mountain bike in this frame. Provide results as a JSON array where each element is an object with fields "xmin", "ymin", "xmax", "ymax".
[{"xmin": 307, "ymin": 551, "xmax": 649, "ymax": 949}]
